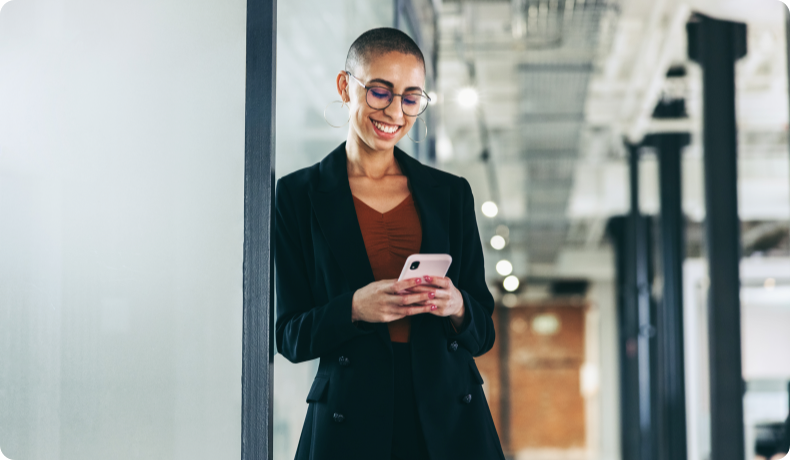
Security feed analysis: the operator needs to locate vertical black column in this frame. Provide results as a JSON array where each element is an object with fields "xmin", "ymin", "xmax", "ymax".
[
  {"xmin": 607, "ymin": 142, "xmax": 659, "ymax": 460},
  {"xmin": 607, "ymin": 216, "xmax": 641, "ymax": 460},
  {"xmin": 629, "ymin": 144, "xmax": 656, "ymax": 460},
  {"xmin": 242, "ymin": 0, "xmax": 276, "ymax": 458},
  {"xmin": 645, "ymin": 130, "xmax": 691, "ymax": 460},
  {"xmin": 688, "ymin": 13, "xmax": 747, "ymax": 460}
]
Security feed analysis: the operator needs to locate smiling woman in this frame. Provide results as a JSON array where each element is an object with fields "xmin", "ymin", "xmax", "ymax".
[
  {"xmin": 339, "ymin": 29, "xmax": 429, "ymax": 150},
  {"xmin": 274, "ymin": 27, "xmax": 506, "ymax": 460}
]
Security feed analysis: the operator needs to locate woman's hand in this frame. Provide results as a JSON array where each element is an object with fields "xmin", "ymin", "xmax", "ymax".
[
  {"xmin": 405, "ymin": 276, "xmax": 465, "ymax": 329},
  {"xmin": 351, "ymin": 278, "xmax": 437, "ymax": 324}
]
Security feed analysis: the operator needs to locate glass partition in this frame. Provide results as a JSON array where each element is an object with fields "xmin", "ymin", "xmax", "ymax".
[{"xmin": 0, "ymin": 0, "xmax": 247, "ymax": 458}]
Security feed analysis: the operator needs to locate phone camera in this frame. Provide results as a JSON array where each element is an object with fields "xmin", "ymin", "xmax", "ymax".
[{"xmin": 410, "ymin": 261, "xmax": 420, "ymax": 270}]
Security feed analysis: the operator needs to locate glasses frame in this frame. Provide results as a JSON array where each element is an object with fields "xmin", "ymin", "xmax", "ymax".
[{"xmin": 345, "ymin": 70, "xmax": 431, "ymax": 117}]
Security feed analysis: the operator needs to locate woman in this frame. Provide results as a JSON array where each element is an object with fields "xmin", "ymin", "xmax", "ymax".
[{"xmin": 275, "ymin": 27, "xmax": 505, "ymax": 460}]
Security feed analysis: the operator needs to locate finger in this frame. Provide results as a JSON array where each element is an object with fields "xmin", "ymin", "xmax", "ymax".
[
  {"xmin": 397, "ymin": 291, "xmax": 435, "ymax": 305},
  {"xmin": 402, "ymin": 304, "xmax": 435, "ymax": 316},
  {"xmin": 408, "ymin": 300, "xmax": 432, "ymax": 307},
  {"xmin": 407, "ymin": 296, "xmax": 445, "ymax": 307},
  {"xmin": 429, "ymin": 289, "xmax": 451, "ymax": 299},
  {"xmin": 405, "ymin": 288, "xmax": 450, "ymax": 301},
  {"xmin": 401, "ymin": 285, "xmax": 436, "ymax": 294},
  {"xmin": 422, "ymin": 276, "xmax": 451, "ymax": 288},
  {"xmin": 385, "ymin": 311, "xmax": 407, "ymax": 322},
  {"xmin": 390, "ymin": 277, "xmax": 423, "ymax": 293}
]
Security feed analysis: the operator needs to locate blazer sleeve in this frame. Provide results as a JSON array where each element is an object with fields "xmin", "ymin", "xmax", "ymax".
[
  {"xmin": 444, "ymin": 177, "xmax": 496, "ymax": 357},
  {"xmin": 274, "ymin": 178, "xmax": 373, "ymax": 364}
]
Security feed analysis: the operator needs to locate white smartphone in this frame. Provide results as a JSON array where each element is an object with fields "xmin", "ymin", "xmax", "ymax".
[{"xmin": 397, "ymin": 254, "xmax": 452, "ymax": 281}]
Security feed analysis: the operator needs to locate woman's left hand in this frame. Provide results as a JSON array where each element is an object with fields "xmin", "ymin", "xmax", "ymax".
[{"xmin": 401, "ymin": 276, "xmax": 465, "ymax": 329}]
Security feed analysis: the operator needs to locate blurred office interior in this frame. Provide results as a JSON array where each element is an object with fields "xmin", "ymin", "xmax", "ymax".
[{"xmin": 1, "ymin": 0, "xmax": 789, "ymax": 459}]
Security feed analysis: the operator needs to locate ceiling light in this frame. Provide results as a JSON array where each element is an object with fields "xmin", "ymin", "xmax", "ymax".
[
  {"xmin": 496, "ymin": 225, "xmax": 510, "ymax": 237},
  {"xmin": 428, "ymin": 91, "xmax": 438, "ymax": 105},
  {"xmin": 496, "ymin": 260, "xmax": 513, "ymax": 276},
  {"xmin": 503, "ymin": 275, "xmax": 520, "ymax": 292},
  {"xmin": 490, "ymin": 235, "xmax": 506, "ymax": 250},
  {"xmin": 457, "ymin": 87, "xmax": 479, "ymax": 108},
  {"xmin": 481, "ymin": 201, "xmax": 498, "ymax": 218}
]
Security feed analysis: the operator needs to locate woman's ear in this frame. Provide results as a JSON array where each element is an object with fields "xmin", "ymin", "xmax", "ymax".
[{"xmin": 336, "ymin": 70, "xmax": 349, "ymax": 103}]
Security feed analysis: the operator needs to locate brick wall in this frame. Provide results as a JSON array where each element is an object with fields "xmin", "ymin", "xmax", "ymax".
[{"xmin": 477, "ymin": 302, "xmax": 587, "ymax": 454}]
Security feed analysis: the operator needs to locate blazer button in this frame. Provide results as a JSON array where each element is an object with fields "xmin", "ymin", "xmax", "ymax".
[
  {"xmin": 338, "ymin": 356, "xmax": 350, "ymax": 366},
  {"xmin": 333, "ymin": 412, "xmax": 345, "ymax": 423},
  {"xmin": 462, "ymin": 394, "xmax": 472, "ymax": 404},
  {"xmin": 449, "ymin": 341, "xmax": 459, "ymax": 352}
]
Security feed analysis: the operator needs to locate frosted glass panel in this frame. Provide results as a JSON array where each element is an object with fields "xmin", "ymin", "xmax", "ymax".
[{"xmin": 0, "ymin": 0, "xmax": 246, "ymax": 459}]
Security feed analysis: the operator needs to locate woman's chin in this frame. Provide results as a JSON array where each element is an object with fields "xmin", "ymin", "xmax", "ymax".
[
  {"xmin": 348, "ymin": 127, "xmax": 404, "ymax": 152},
  {"xmin": 362, "ymin": 134, "xmax": 402, "ymax": 152}
]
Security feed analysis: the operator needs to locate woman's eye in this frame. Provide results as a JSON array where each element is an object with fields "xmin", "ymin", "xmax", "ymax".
[
  {"xmin": 370, "ymin": 89, "xmax": 391, "ymax": 99},
  {"xmin": 403, "ymin": 95, "xmax": 420, "ymax": 106}
]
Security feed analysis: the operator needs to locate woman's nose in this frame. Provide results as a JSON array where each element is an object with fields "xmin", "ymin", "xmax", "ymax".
[{"xmin": 383, "ymin": 96, "xmax": 404, "ymax": 120}]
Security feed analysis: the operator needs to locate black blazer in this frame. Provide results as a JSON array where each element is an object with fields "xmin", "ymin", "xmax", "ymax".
[{"xmin": 274, "ymin": 142, "xmax": 505, "ymax": 460}]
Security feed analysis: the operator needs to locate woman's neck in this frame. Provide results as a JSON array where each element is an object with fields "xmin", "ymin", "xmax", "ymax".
[{"xmin": 345, "ymin": 133, "xmax": 401, "ymax": 180}]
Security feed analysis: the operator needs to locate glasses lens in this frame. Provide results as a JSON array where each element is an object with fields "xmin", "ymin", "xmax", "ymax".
[
  {"xmin": 402, "ymin": 93, "xmax": 428, "ymax": 116},
  {"xmin": 366, "ymin": 87, "xmax": 393, "ymax": 109}
]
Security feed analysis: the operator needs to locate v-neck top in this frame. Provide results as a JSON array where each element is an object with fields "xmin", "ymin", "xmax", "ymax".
[{"xmin": 352, "ymin": 193, "xmax": 422, "ymax": 343}]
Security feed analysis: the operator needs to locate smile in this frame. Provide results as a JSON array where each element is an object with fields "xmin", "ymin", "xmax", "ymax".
[{"xmin": 371, "ymin": 118, "xmax": 401, "ymax": 135}]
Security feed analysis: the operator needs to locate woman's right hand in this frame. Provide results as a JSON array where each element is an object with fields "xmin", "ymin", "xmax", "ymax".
[{"xmin": 351, "ymin": 278, "xmax": 437, "ymax": 324}]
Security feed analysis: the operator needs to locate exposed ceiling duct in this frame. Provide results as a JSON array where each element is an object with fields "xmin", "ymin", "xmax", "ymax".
[{"xmin": 439, "ymin": 0, "xmax": 620, "ymax": 272}]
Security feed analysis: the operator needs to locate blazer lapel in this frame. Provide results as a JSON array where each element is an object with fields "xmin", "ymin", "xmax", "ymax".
[
  {"xmin": 308, "ymin": 143, "xmax": 375, "ymax": 292},
  {"xmin": 308, "ymin": 143, "xmax": 452, "ymax": 349}
]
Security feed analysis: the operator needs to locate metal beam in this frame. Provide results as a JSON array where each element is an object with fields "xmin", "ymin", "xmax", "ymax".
[
  {"xmin": 687, "ymin": 13, "xmax": 747, "ymax": 460},
  {"xmin": 606, "ymin": 216, "xmax": 641, "ymax": 460},
  {"xmin": 645, "ymin": 131, "xmax": 691, "ymax": 460},
  {"xmin": 629, "ymin": 144, "xmax": 656, "ymax": 460},
  {"xmin": 242, "ymin": 0, "xmax": 276, "ymax": 458},
  {"xmin": 605, "ymin": 142, "xmax": 660, "ymax": 460}
]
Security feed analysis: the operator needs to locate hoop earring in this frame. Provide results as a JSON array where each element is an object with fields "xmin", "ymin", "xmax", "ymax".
[
  {"xmin": 407, "ymin": 116, "xmax": 428, "ymax": 143},
  {"xmin": 324, "ymin": 100, "xmax": 350, "ymax": 128}
]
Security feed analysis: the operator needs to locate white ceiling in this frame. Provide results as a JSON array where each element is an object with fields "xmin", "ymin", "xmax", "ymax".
[{"xmin": 435, "ymin": 0, "xmax": 790, "ymax": 281}]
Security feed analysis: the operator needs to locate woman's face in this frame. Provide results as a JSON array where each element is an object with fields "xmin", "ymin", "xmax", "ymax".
[{"xmin": 339, "ymin": 51, "xmax": 426, "ymax": 152}]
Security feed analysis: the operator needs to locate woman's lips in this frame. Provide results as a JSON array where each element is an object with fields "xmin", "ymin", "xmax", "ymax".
[{"xmin": 370, "ymin": 118, "xmax": 402, "ymax": 139}]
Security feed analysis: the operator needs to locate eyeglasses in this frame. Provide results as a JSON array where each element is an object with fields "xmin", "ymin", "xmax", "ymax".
[{"xmin": 345, "ymin": 71, "xmax": 431, "ymax": 117}]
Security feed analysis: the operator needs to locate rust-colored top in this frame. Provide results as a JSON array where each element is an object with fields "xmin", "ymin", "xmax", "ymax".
[{"xmin": 352, "ymin": 193, "xmax": 422, "ymax": 343}]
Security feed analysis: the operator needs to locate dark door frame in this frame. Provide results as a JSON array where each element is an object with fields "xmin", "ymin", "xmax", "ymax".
[{"xmin": 241, "ymin": 0, "xmax": 276, "ymax": 458}]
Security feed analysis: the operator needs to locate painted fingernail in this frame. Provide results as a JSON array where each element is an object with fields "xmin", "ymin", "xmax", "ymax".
[
  {"xmin": 424, "ymin": 275, "xmax": 432, "ymax": 281},
  {"xmin": 431, "ymin": 305, "xmax": 437, "ymax": 310},
  {"xmin": 429, "ymin": 292, "xmax": 435, "ymax": 299},
  {"xmin": 415, "ymin": 278, "xmax": 421, "ymax": 284}
]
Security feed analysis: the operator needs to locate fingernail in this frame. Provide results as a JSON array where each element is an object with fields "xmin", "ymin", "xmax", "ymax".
[
  {"xmin": 431, "ymin": 305, "xmax": 437, "ymax": 310},
  {"xmin": 429, "ymin": 292, "xmax": 435, "ymax": 299},
  {"xmin": 415, "ymin": 278, "xmax": 421, "ymax": 284},
  {"xmin": 424, "ymin": 275, "xmax": 432, "ymax": 281}
]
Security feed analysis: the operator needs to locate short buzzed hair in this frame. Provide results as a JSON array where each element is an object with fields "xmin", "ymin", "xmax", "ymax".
[{"xmin": 345, "ymin": 27, "xmax": 425, "ymax": 74}]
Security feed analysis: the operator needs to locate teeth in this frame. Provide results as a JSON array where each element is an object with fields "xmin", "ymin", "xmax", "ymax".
[{"xmin": 373, "ymin": 120, "xmax": 399, "ymax": 134}]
